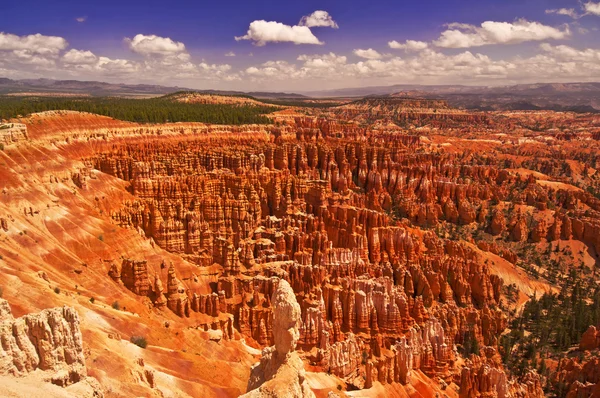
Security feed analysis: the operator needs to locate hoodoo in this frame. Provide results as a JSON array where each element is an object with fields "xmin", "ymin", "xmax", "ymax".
[{"xmin": 241, "ymin": 278, "xmax": 315, "ymax": 398}]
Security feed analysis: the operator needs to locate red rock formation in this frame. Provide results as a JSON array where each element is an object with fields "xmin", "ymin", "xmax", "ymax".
[
  {"xmin": 580, "ymin": 325, "xmax": 600, "ymax": 351},
  {"xmin": 74, "ymin": 105, "xmax": 600, "ymax": 397},
  {"xmin": 489, "ymin": 210, "xmax": 506, "ymax": 236},
  {"xmin": 120, "ymin": 259, "xmax": 151, "ymax": 296}
]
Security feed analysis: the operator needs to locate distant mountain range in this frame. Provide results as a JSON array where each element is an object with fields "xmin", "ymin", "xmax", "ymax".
[
  {"xmin": 305, "ymin": 83, "xmax": 600, "ymax": 112},
  {"xmin": 0, "ymin": 78, "xmax": 306, "ymax": 99},
  {"xmin": 1, "ymin": 78, "xmax": 599, "ymax": 111}
]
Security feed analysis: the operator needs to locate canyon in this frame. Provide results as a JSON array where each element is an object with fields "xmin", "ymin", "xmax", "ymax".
[{"xmin": 0, "ymin": 98, "xmax": 599, "ymax": 397}]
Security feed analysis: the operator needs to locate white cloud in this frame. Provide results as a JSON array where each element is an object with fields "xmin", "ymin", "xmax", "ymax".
[
  {"xmin": 388, "ymin": 40, "xmax": 429, "ymax": 51},
  {"xmin": 298, "ymin": 10, "xmax": 339, "ymax": 28},
  {"xmin": 235, "ymin": 20, "xmax": 323, "ymax": 46},
  {"xmin": 76, "ymin": 16, "xmax": 87, "ymax": 23},
  {"xmin": 245, "ymin": 60, "xmax": 299, "ymax": 79},
  {"xmin": 225, "ymin": 51, "xmax": 236, "ymax": 57},
  {"xmin": 539, "ymin": 43, "xmax": 600, "ymax": 62},
  {"xmin": 199, "ymin": 62, "xmax": 231, "ymax": 72},
  {"xmin": 96, "ymin": 56, "xmax": 139, "ymax": 74},
  {"xmin": 10, "ymin": 50, "xmax": 57, "ymax": 67},
  {"xmin": 584, "ymin": 2, "xmax": 600, "ymax": 15},
  {"xmin": 245, "ymin": 53, "xmax": 346, "ymax": 81},
  {"xmin": 297, "ymin": 52, "xmax": 347, "ymax": 69},
  {"xmin": 546, "ymin": 3, "xmax": 600, "ymax": 18},
  {"xmin": 242, "ymin": 43, "xmax": 600, "ymax": 88},
  {"xmin": 433, "ymin": 19, "xmax": 570, "ymax": 48},
  {"xmin": 0, "ymin": 32, "xmax": 68, "ymax": 56},
  {"xmin": 353, "ymin": 48, "xmax": 383, "ymax": 60},
  {"xmin": 125, "ymin": 34, "xmax": 186, "ymax": 56},
  {"xmin": 152, "ymin": 52, "xmax": 192, "ymax": 65},
  {"xmin": 0, "ymin": 30, "xmax": 239, "ymax": 85},
  {"xmin": 2, "ymin": 26, "xmax": 600, "ymax": 91},
  {"xmin": 545, "ymin": 8, "xmax": 579, "ymax": 19},
  {"xmin": 62, "ymin": 49, "xmax": 97, "ymax": 64}
]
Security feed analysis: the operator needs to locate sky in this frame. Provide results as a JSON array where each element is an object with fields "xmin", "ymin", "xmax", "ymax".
[{"xmin": 0, "ymin": 0, "xmax": 599, "ymax": 91}]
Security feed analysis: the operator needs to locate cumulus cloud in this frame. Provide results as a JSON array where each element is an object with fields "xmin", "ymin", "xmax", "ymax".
[
  {"xmin": 197, "ymin": 62, "xmax": 239, "ymax": 80},
  {"xmin": 0, "ymin": 32, "xmax": 68, "ymax": 71},
  {"xmin": 10, "ymin": 50, "xmax": 57, "ymax": 67},
  {"xmin": 62, "ymin": 49, "xmax": 97, "ymax": 64},
  {"xmin": 3, "ymin": 24, "xmax": 600, "ymax": 91},
  {"xmin": 245, "ymin": 60, "xmax": 299, "ymax": 78},
  {"xmin": 236, "ymin": 10, "xmax": 337, "ymax": 46},
  {"xmin": 297, "ymin": 52, "xmax": 347, "ymax": 69},
  {"xmin": 242, "ymin": 42, "xmax": 600, "ymax": 88},
  {"xmin": 0, "ymin": 32, "xmax": 68, "ymax": 56},
  {"xmin": 245, "ymin": 53, "xmax": 346, "ymax": 81},
  {"xmin": 76, "ymin": 16, "xmax": 87, "ymax": 23},
  {"xmin": 353, "ymin": 48, "xmax": 383, "ymax": 59},
  {"xmin": 545, "ymin": 8, "xmax": 579, "ymax": 19},
  {"xmin": 225, "ymin": 51, "xmax": 236, "ymax": 57},
  {"xmin": 243, "ymin": 50, "xmax": 514, "ymax": 83},
  {"xmin": 0, "ymin": 30, "xmax": 238, "ymax": 85},
  {"xmin": 433, "ymin": 19, "xmax": 570, "ymax": 48},
  {"xmin": 584, "ymin": 2, "xmax": 600, "ymax": 15},
  {"xmin": 388, "ymin": 40, "xmax": 428, "ymax": 51},
  {"xmin": 235, "ymin": 20, "xmax": 323, "ymax": 46},
  {"xmin": 299, "ymin": 10, "xmax": 339, "ymax": 28},
  {"xmin": 125, "ymin": 34, "xmax": 186, "ymax": 56},
  {"xmin": 96, "ymin": 56, "xmax": 139, "ymax": 74},
  {"xmin": 546, "ymin": 3, "xmax": 600, "ymax": 18},
  {"xmin": 539, "ymin": 42, "xmax": 600, "ymax": 62}
]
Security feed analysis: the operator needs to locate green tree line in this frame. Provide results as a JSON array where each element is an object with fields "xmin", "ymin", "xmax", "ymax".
[
  {"xmin": 0, "ymin": 96, "xmax": 278, "ymax": 124},
  {"xmin": 500, "ymin": 269, "xmax": 600, "ymax": 396}
]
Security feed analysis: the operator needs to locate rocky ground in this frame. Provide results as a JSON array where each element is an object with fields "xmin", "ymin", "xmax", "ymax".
[{"xmin": 0, "ymin": 99, "xmax": 599, "ymax": 397}]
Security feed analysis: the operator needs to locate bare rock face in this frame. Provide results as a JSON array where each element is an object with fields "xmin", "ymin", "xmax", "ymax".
[
  {"xmin": 120, "ymin": 258, "xmax": 151, "ymax": 296},
  {"xmin": 489, "ymin": 210, "xmax": 506, "ymax": 236},
  {"xmin": 0, "ymin": 123, "xmax": 28, "ymax": 144},
  {"xmin": 241, "ymin": 278, "xmax": 315, "ymax": 398},
  {"xmin": 580, "ymin": 325, "xmax": 600, "ymax": 351},
  {"xmin": 459, "ymin": 355, "xmax": 543, "ymax": 398},
  {"xmin": 0, "ymin": 299, "xmax": 12, "ymax": 321},
  {"xmin": 553, "ymin": 356, "xmax": 600, "ymax": 397},
  {"xmin": 510, "ymin": 216, "xmax": 528, "ymax": 242},
  {"xmin": 86, "ymin": 107, "xmax": 600, "ymax": 396},
  {"xmin": 272, "ymin": 278, "xmax": 301, "ymax": 356},
  {"xmin": 0, "ymin": 299, "xmax": 101, "ymax": 395}
]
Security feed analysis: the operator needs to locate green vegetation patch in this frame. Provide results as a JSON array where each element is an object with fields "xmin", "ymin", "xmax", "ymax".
[
  {"xmin": 130, "ymin": 335, "xmax": 148, "ymax": 349},
  {"xmin": 0, "ymin": 95, "xmax": 278, "ymax": 125}
]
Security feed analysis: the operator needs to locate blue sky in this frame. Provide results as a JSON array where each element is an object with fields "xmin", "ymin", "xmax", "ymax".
[{"xmin": 0, "ymin": 0, "xmax": 599, "ymax": 91}]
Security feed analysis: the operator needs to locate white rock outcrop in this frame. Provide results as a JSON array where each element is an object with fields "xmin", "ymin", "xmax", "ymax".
[{"xmin": 0, "ymin": 299, "xmax": 103, "ymax": 396}]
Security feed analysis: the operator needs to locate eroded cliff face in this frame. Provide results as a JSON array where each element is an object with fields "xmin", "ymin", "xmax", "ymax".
[
  {"xmin": 0, "ymin": 298, "xmax": 102, "ymax": 396},
  {"xmin": 1, "ymin": 103, "xmax": 599, "ymax": 397},
  {"xmin": 84, "ymin": 112, "xmax": 558, "ymax": 396},
  {"xmin": 0, "ymin": 123, "xmax": 28, "ymax": 145}
]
